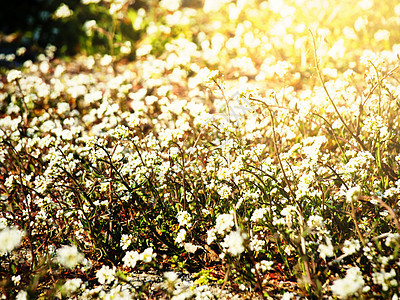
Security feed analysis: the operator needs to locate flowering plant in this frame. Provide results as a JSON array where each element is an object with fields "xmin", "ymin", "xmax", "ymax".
[{"xmin": 1, "ymin": 0, "xmax": 400, "ymax": 299}]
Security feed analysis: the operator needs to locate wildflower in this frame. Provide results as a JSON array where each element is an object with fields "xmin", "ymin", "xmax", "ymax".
[
  {"xmin": 140, "ymin": 247, "xmax": 156, "ymax": 263},
  {"xmin": 15, "ymin": 290, "xmax": 28, "ymax": 300},
  {"xmin": 7, "ymin": 70, "xmax": 22, "ymax": 82},
  {"xmin": 284, "ymin": 244, "xmax": 295, "ymax": 256},
  {"xmin": 221, "ymin": 230, "xmax": 246, "ymax": 256},
  {"xmin": 53, "ymin": 3, "xmax": 73, "ymax": 19},
  {"xmin": 385, "ymin": 233, "xmax": 400, "ymax": 247},
  {"xmin": 16, "ymin": 47, "xmax": 26, "ymax": 56},
  {"xmin": 372, "ymin": 268, "xmax": 397, "ymax": 291},
  {"xmin": 274, "ymin": 61, "xmax": 293, "ymax": 78},
  {"xmin": 96, "ymin": 265, "xmax": 116, "ymax": 285},
  {"xmin": 346, "ymin": 186, "xmax": 361, "ymax": 203},
  {"xmin": 100, "ymin": 55, "xmax": 113, "ymax": 66},
  {"xmin": 61, "ymin": 278, "xmax": 82, "ymax": 296},
  {"xmin": 318, "ymin": 238, "xmax": 335, "ymax": 260},
  {"xmin": 206, "ymin": 228, "xmax": 217, "ymax": 245},
  {"xmin": 374, "ymin": 30, "xmax": 390, "ymax": 42},
  {"xmin": 56, "ymin": 245, "xmax": 84, "ymax": 269},
  {"xmin": 184, "ymin": 243, "xmax": 199, "ymax": 254},
  {"xmin": 197, "ymin": 67, "xmax": 219, "ymax": 84},
  {"xmin": 175, "ymin": 228, "xmax": 187, "ymax": 246},
  {"xmin": 105, "ymin": 285, "xmax": 133, "ymax": 299},
  {"xmin": 0, "ymin": 218, "xmax": 7, "ymax": 230},
  {"xmin": 194, "ymin": 285, "xmax": 214, "ymax": 299},
  {"xmin": 120, "ymin": 234, "xmax": 133, "ymax": 250},
  {"xmin": 120, "ymin": 41, "xmax": 132, "ymax": 54},
  {"xmin": 343, "ymin": 239, "xmax": 361, "ymax": 256},
  {"xmin": 249, "ymin": 237, "xmax": 265, "ymax": 252},
  {"xmin": 281, "ymin": 205, "xmax": 296, "ymax": 227},
  {"xmin": 0, "ymin": 227, "xmax": 25, "ymax": 254},
  {"xmin": 164, "ymin": 271, "xmax": 178, "ymax": 292},
  {"xmin": 160, "ymin": 0, "xmax": 181, "ymax": 11},
  {"xmin": 307, "ymin": 215, "xmax": 324, "ymax": 229},
  {"xmin": 215, "ymin": 213, "xmax": 234, "ymax": 235},
  {"xmin": 203, "ymin": 0, "xmax": 229, "ymax": 12},
  {"xmin": 331, "ymin": 267, "xmax": 365, "ymax": 298},
  {"xmin": 218, "ymin": 184, "xmax": 232, "ymax": 200},
  {"xmin": 136, "ymin": 44, "xmax": 152, "ymax": 57},
  {"xmin": 250, "ymin": 207, "xmax": 267, "ymax": 223},
  {"xmin": 12, "ymin": 275, "xmax": 21, "ymax": 285},
  {"xmin": 256, "ymin": 260, "xmax": 273, "ymax": 272},
  {"xmin": 282, "ymin": 292, "xmax": 295, "ymax": 300},
  {"xmin": 84, "ymin": 20, "xmax": 97, "ymax": 35},
  {"xmin": 176, "ymin": 211, "xmax": 192, "ymax": 228},
  {"xmin": 123, "ymin": 250, "xmax": 140, "ymax": 268}
]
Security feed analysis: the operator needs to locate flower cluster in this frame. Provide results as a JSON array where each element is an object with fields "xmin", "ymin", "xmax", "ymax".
[{"xmin": 2, "ymin": 0, "xmax": 400, "ymax": 298}]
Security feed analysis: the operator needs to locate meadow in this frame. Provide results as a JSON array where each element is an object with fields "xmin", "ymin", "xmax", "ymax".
[{"xmin": 1, "ymin": 0, "xmax": 400, "ymax": 299}]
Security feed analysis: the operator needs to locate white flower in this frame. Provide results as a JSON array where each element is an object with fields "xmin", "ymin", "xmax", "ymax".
[
  {"xmin": 307, "ymin": 215, "xmax": 324, "ymax": 229},
  {"xmin": 331, "ymin": 267, "xmax": 365, "ymax": 298},
  {"xmin": 184, "ymin": 243, "xmax": 199, "ymax": 254},
  {"xmin": 100, "ymin": 54, "xmax": 113, "ymax": 66},
  {"xmin": 176, "ymin": 211, "xmax": 192, "ymax": 228},
  {"xmin": 96, "ymin": 265, "xmax": 116, "ymax": 285},
  {"xmin": 196, "ymin": 67, "xmax": 220, "ymax": 84},
  {"xmin": 12, "ymin": 275, "xmax": 21, "ymax": 285},
  {"xmin": 84, "ymin": 20, "xmax": 97, "ymax": 35},
  {"xmin": 385, "ymin": 233, "xmax": 400, "ymax": 247},
  {"xmin": 120, "ymin": 234, "xmax": 133, "ymax": 250},
  {"xmin": 318, "ymin": 238, "xmax": 334, "ymax": 260},
  {"xmin": 105, "ymin": 285, "xmax": 132, "ymax": 299},
  {"xmin": 194, "ymin": 285, "xmax": 214, "ymax": 299},
  {"xmin": 256, "ymin": 260, "xmax": 273, "ymax": 272},
  {"xmin": 346, "ymin": 186, "xmax": 361, "ymax": 203},
  {"xmin": 140, "ymin": 247, "xmax": 156, "ymax": 263},
  {"xmin": 203, "ymin": 0, "xmax": 230, "ymax": 13},
  {"xmin": 164, "ymin": 271, "xmax": 178, "ymax": 282},
  {"xmin": 221, "ymin": 230, "xmax": 246, "ymax": 256},
  {"xmin": 218, "ymin": 184, "xmax": 232, "ymax": 200},
  {"xmin": 284, "ymin": 244, "xmax": 295, "ymax": 256},
  {"xmin": 7, "ymin": 70, "xmax": 22, "ymax": 82},
  {"xmin": 175, "ymin": 228, "xmax": 187, "ymax": 246},
  {"xmin": 250, "ymin": 208, "xmax": 267, "ymax": 223},
  {"xmin": 160, "ymin": 0, "xmax": 181, "ymax": 11},
  {"xmin": 215, "ymin": 214, "xmax": 234, "ymax": 235},
  {"xmin": 164, "ymin": 271, "xmax": 178, "ymax": 292},
  {"xmin": 249, "ymin": 237, "xmax": 265, "ymax": 252},
  {"xmin": 123, "ymin": 250, "xmax": 140, "ymax": 268},
  {"xmin": 0, "ymin": 218, "xmax": 7, "ymax": 230},
  {"xmin": 281, "ymin": 292, "xmax": 294, "ymax": 300},
  {"xmin": 343, "ymin": 239, "xmax": 361, "ymax": 256},
  {"xmin": 15, "ymin": 290, "xmax": 28, "ymax": 300},
  {"xmin": 374, "ymin": 29, "xmax": 390, "ymax": 42},
  {"xmin": 53, "ymin": 3, "xmax": 73, "ymax": 19},
  {"xmin": 56, "ymin": 245, "xmax": 84, "ymax": 269},
  {"xmin": 0, "ymin": 227, "xmax": 25, "ymax": 254},
  {"xmin": 206, "ymin": 228, "xmax": 217, "ymax": 245},
  {"xmin": 61, "ymin": 278, "xmax": 82, "ymax": 296}
]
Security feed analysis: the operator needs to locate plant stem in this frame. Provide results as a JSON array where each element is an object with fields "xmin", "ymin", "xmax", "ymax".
[{"xmin": 310, "ymin": 30, "xmax": 367, "ymax": 151}]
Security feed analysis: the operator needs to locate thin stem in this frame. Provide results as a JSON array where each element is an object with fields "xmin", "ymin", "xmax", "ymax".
[
  {"xmin": 248, "ymin": 251, "xmax": 267, "ymax": 300},
  {"xmin": 218, "ymin": 263, "xmax": 231, "ymax": 299},
  {"xmin": 350, "ymin": 200, "xmax": 365, "ymax": 244},
  {"xmin": 310, "ymin": 30, "xmax": 367, "ymax": 151},
  {"xmin": 362, "ymin": 64, "xmax": 400, "ymax": 108},
  {"xmin": 213, "ymin": 78, "xmax": 231, "ymax": 120},
  {"xmin": 251, "ymin": 96, "xmax": 315, "ymax": 288}
]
